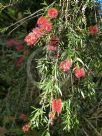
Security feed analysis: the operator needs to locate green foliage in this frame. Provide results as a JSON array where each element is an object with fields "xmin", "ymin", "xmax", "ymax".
[
  {"xmin": 30, "ymin": 107, "xmax": 48, "ymax": 128},
  {"xmin": 0, "ymin": 0, "xmax": 102, "ymax": 136}
]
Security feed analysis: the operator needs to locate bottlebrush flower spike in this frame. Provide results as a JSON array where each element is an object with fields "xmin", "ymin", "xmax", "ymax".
[
  {"xmin": 19, "ymin": 114, "xmax": 28, "ymax": 121},
  {"xmin": 16, "ymin": 44, "xmax": 24, "ymax": 51},
  {"xmin": 48, "ymin": 45, "xmax": 57, "ymax": 51},
  {"xmin": 32, "ymin": 27, "xmax": 43, "ymax": 38},
  {"xmin": 59, "ymin": 59, "xmax": 72, "ymax": 72},
  {"xmin": 22, "ymin": 124, "xmax": 30, "ymax": 133},
  {"xmin": 50, "ymin": 36, "xmax": 59, "ymax": 45},
  {"xmin": 88, "ymin": 25, "xmax": 98, "ymax": 35},
  {"xmin": 52, "ymin": 99, "xmax": 57, "ymax": 112},
  {"xmin": 41, "ymin": 22, "xmax": 53, "ymax": 32},
  {"xmin": 16, "ymin": 56, "xmax": 24, "ymax": 67},
  {"xmin": 24, "ymin": 32, "xmax": 37, "ymax": 46},
  {"xmin": 74, "ymin": 67, "xmax": 85, "ymax": 78},
  {"xmin": 7, "ymin": 39, "xmax": 17, "ymax": 47},
  {"xmin": 37, "ymin": 16, "xmax": 49, "ymax": 26},
  {"xmin": 7, "ymin": 39, "xmax": 24, "ymax": 51},
  {"xmin": 48, "ymin": 8, "xmax": 58, "ymax": 18},
  {"xmin": 52, "ymin": 99, "xmax": 62, "ymax": 114},
  {"xmin": 24, "ymin": 27, "xmax": 44, "ymax": 46},
  {"xmin": 56, "ymin": 98, "xmax": 62, "ymax": 114}
]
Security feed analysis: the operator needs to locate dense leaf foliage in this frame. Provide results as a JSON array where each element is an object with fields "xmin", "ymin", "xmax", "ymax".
[{"xmin": 0, "ymin": 0, "xmax": 102, "ymax": 136}]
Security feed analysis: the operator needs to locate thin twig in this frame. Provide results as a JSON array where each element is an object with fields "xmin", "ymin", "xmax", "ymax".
[
  {"xmin": 8, "ymin": 13, "xmax": 42, "ymax": 35},
  {"xmin": 8, "ymin": 1, "xmax": 56, "ymax": 29},
  {"xmin": 1, "ymin": 0, "xmax": 20, "ymax": 11},
  {"xmin": 82, "ymin": 128, "xmax": 89, "ymax": 136},
  {"xmin": 8, "ymin": 9, "xmax": 44, "ymax": 28},
  {"xmin": 83, "ymin": 117, "xmax": 101, "ymax": 136}
]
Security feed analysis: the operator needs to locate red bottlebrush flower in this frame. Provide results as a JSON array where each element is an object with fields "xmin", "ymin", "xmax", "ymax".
[
  {"xmin": 32, "ymin": 27, "xmax": 43, "ymax": 38},
  {"xmin": 50, "ymin": 36, "xmax": 59, "ymax": 45},
  {"xmin": 7, "ymin": 39, "xmax": 23, "ymax": 47},
  {"xmin": 74, "ymin": 67, "xmax": 85, "ymax": 78},
  {"xmin": 52, "ymin": 99, "xmax": 62, "ymax": 114},
  {"xmin": 59, "ymin": 59, "xmax": 72, "ymax": 72},
  {"xmin": 56, "ymin": 98, "xmax": 62, "ymax": 114},
  {"xmin": 22, "ymin": 124, "xmax": 30, "ymax": 133},
  {"xmin": 19, "ymin": 114, "xmax": 28, "ymax": 121},
  {"xmin": 88, "ymin": 25, "xmax": 98, "ymax": 35},
  {"xmin": 16, "ymin": 44, "xmax": 24, "ymax": 51},
  {"xmin": 48, "ymin": 112, "xmax": 55, "ymax": 120},
  {"xmin": 48, "ymin": 45, "xmax": 57, "ymax": 51},
  {"xmin": 37, "ymin": 16, "xmax": 49, "ymax": 26},
  {"xmin": 42, "ymin": 22, "xmax": 53, "ymax": 32},
  {"xmin": 52, "ymin": 99, "xmax": 57, "ymax": 112},
  {"xmin": 24, "ymin": 32, "xmax": 37, "ymax": 46},
  {"xmin": 7, "ymin": 39, "xmax": 17, "ymax": 47},
  {"xmin": 48, "ymin": 8, "xmax": 58, "ymax": 18},
  {"xmin": 48, "ymin": 36, "xmax": 59, "ymax": 52},
  {"xmin": 16, "ymin": 56, "xmax": 24, "ymax": 67},
  {"xmin": 37, "ymin": 16, "xmax": 52, "ymax": 32},
  {"xmin": 24, "ymin": 27, "xmax": 44, "ymax": 46},
  {"xmin": 7, "ymin": 39, "xmax": 24, "ymax": 51}
]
